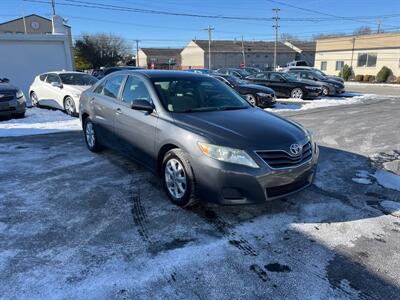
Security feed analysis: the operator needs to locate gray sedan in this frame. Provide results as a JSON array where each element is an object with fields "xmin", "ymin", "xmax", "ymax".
[
  {"xmin": 0, "ymin": 78, "xmax": 26, "ymax": 118},
  {"xmin": 79, "ymin": 70, "xmax": 319, "ymax": 207}
]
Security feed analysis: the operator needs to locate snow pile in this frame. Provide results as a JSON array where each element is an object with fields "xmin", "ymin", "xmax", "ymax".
[
  {"xmin": 373, "ymin": 169, "xmax": 400, "ymax": 192},
  {"xmin": 267, "ymin": 94, "xmax": 375, "ymax": 112},
  {"xmin": 346, "ymin": 82, "xmax": 400, "ymax": 88},
  {"xmin": 0, "ymin": 108, "xmax": 81, "ymax": 137}
]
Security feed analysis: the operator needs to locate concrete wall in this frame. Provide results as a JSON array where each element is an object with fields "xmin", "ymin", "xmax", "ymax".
[
  {"xmin": 315, "ymin": 33, "xmax": 400, "ymax": 76},
  {"xmin": 181, "ymin": 41, "xmax": 205, "ymax": 69},
  {"xmin": 0, "ymin": 34, "xmax": 73, "ymax": 98}
]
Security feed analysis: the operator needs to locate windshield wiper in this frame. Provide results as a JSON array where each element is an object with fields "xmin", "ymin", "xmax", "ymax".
[{"xmin": 216, "ymin": 106, "xmax": 248, "ymax": 111}]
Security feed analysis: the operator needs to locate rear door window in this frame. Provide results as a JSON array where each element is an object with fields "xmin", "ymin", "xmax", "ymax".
[
  {"xmin": 45, "ymin": 74, "xmax": 61, "ymax": 84},
  {"xmin": 102, "ymin": 75, "xmax": 126, "ymax": 99},
  {"xmin": 39, "ymin": 74, "xmax": 48, "ymax": 81}
]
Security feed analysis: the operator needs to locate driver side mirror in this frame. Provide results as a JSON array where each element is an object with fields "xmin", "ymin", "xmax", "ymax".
[
  {"xmin": 1, "ymin": 78, "xmax": 10, "ymax": 83},
  {"xmin": 131, "ymin": 99, "xmax": 155, "ymax": 113},
  {"xmin": 51, "ymin": 82, "xmax": 63, "ymax": 88}
]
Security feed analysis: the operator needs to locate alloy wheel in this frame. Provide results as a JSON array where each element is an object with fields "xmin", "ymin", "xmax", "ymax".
[
  {"xmin": 291, "ymin": 88, "xmax": 303, "ymax": 99},
  {"xmin": 164, "ymin": 158, "xmax": 187, "ymax": 199},
  {"xmin": 322, "ymin": 86, "xmax": 329, "ymax": 96},
  {"xmin": 64, "ymin": 97, "xmax": 75, "ymax": 115},
  {"xmin": 245, "ymin": 94, "xmax": 257, "ymax": 106},
  {"xmin": 85, "ymin": 121, "xmax": 95, "ymax": 149},
  {"xmin": 30, "ymin": 92, "xmax": 38, "ymax": 106}
]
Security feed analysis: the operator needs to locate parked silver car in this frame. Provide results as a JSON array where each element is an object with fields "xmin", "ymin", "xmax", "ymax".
[
  {"xmin": 0, "ymin": 78, "xmax": 26, "ymax": 118},
  {"xmin": 79, "ymin": 70, "xmax": 319, "ymax": 207}
]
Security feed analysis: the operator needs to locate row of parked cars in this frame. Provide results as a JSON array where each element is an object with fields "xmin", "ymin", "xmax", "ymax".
[{"xmin": 0, "ymin": 63, "xmax": 345, "ymax": 119}]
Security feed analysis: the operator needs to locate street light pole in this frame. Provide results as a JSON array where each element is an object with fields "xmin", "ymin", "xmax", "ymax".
[
  {"xmin": 51, "ymin": 0, "xmax": 56, "ymax": 15},
  {"xmin": 272, "ymin": 8, "xmax": 280, "ymax": 71},
  {"xmin": 204, "ymin": 25, "xmax": 214, "ymax": 69}
]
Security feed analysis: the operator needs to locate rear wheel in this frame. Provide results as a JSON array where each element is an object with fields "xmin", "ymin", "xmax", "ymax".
[
  {"xmin": 290, "ymin": 88, "xmax": 304, "ymax": 99},
  {"xmin": 64, "ymin": 96, "xmax": 76, "ymax": 116},
  {"xmin": 30, "ymin": 91, "xmax": 38, "ymax": 107},
  {"xmin": 83, "ymin": 118, "xmax": 103, "ymax": 152},
  {"xmin": 244, "ymin": 94, "xmax": 258, "ymax": 106},
  {"xmin": 162, "ymin": 149, "xmax": 197, "ymax": 207}
]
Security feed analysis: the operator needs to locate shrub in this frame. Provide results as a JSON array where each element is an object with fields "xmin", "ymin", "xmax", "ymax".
[
  {"xmin": 363, "ymin": 75, "xmax": 372, "ymax": 82},
  {"xmin": 355, "ymin": 74, "xmax": 364, "ymax": 82},
  {"xmin": 339, "ymin": 64, "xmax": 353, "ymax": 81},
  {"xmin": 386, "ymin": 75, "xmax": 397, "ymax": 83},
  {"xmin": 368, "ymin": 75, "xmax": 375, "ymax": 82},
  {"xmin": 376, "ymin": 66, "xmax": 393, "ymax": 83}
]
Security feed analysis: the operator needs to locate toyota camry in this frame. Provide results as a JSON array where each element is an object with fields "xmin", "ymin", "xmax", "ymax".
[{"xmin": 79, "ymin": 70, "xmax": 319, "ymax": 207}]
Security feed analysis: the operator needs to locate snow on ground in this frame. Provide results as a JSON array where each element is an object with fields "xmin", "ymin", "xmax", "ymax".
[
  {"xmin": 267, "ymin": 94, "xmax": 376, "ymax": 112},
  {"xmin": 0, "ymin": 107, "xmax": 81, "ymax": 137},
  {"xmin": 346, "ymin": 82, "xmax": 400, "ymax": 88}
]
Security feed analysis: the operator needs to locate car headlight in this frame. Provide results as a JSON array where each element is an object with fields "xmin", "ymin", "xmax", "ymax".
[
  {"xmin": 197, "ymin": 142, "xmax": 259, "ymax": 168},
  {"xmin": 256, "ymin": 92, "xmax": 272, "ymax": 97},
  {"xmin": 16, "ymin": 90, "xmax": 24, "ymax": 99}
]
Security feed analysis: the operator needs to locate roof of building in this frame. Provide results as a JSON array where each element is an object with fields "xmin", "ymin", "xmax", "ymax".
[
  {"xmin": 0, "ymin": 14, "xmax": 71, "ymax": 28},
  {"xmin": 140, "ymin": 48, "xmax": 182, "ymax": 57},
  {"xmin": 191, "ymin": 40, "xmax": 314, "ymax": 53}
]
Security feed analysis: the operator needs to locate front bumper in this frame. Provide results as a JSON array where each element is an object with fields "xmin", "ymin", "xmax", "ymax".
[
  {"xmin": 257, "ymin": 94, "xmax": 276, "ymax": 108},
  {"xmin": 304, "ymin": 89, "xmax": 322, "ymax": 99},
  {"xmin": 191, "ymin": 144, "xmax": 319, "ymax": 205},
  {"xmin": 0, "ymin": 97, "xmax": 26, "ymax": 116}
]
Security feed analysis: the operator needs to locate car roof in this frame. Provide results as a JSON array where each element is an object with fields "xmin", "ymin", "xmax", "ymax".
[
  {"xmin": 40, "ymin": 71, "xmax": 86, "ymax": 75},
  {"xmin": 109, "ymin": 69, "xmax": 210, "ymax": 80}
]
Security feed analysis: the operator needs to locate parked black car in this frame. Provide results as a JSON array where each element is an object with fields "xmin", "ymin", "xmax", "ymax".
[
  {"xmin": 212, "ymin": 74, "xmax": 276, "ymax": 108},
  {"xmin": 286, "ymin": 69, "xmax": 345, "ymax": 96},
  {"xmin": 95, "ymin": 66, "xmax": 144, "ymax": 79},
  {"xmin": 216, "ymin": 68, "xmax": 251, "ymax": 79},
  {"xmin": 240, "ymin": 67, "xmax": 262, "ymax": 75},
  {"xmin": 286, "ymin": 66, "xmax": 344, "ymax": 83},
  {"xmin": 245, "ymin": 72, "xmax": 322, "ymax": 99},
  {"xmin": 0, "ymin": 78, "xmax": 26, "ymax": 119}
]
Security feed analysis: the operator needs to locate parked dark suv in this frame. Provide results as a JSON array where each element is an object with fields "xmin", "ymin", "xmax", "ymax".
[
  {"xmin": 80, "ymin": 70, "xmax": 318, "ymax": 207},
  {"xmin": 0, "ymin": 78, "xmax": 26, "ymax": 118}
]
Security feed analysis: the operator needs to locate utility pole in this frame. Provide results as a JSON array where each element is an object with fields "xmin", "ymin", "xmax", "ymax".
[
  {"xmin": 377, "ymin": 19, "xmax": 382, "ymax": 33},
  {"xmin": 241, "ymin": 35, "xmax": 246, "ymax": 67},
  {"xmin": 272, "ymin": 8, "xmax": 280, "ymax": 71},
  {"xmin": 203, "ymin": 25, "xmax": 214, "ymax": 69},
  {"xmin": 135, "ymin": 40, "xmax": 140, "ymax": 67},
  {"xmin": 51, "ymin": 0, "xmax": 56, "ymax": 15}
]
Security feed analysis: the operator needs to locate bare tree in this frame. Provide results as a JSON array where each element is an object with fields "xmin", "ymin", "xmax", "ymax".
[
  {"xmin": 74, "ymin": 33, "xmax": 133, "ymax": 69},
  {"xmin": 353, "ymin": 26, "xmax": 373, "ymax": 35}
]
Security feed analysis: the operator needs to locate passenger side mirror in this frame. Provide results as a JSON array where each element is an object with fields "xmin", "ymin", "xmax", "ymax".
[
  {"xmin": 1, "ymin": 78, "xmax": 10, "ymax": 83},
  {"xmin": 131, "ymin": 99, "xmax": 155, "ymax": 113},
  {"xmin": 51, "ymin": 82, "xmax": 63, "ymax": 88}
]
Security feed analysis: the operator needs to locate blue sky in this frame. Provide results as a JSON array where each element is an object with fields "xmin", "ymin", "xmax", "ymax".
[{"xmin": 2, "ymin": 0, "xmax": 400, "ymax": 48}]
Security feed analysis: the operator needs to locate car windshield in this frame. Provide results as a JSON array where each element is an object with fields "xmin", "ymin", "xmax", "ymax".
[
  {"xmin": 312, "ymin": 72, "xmax": 327, "ymax": 80},
  {"xmin": 281, "ymin": 73, "xmax": 297, "ymax": 81},
  {"xmin": 152, "ymin": 77, "xmax": 250, "ymax": 113},
  {"xmin": 225, "ymin": 75, "xmax": 247, "ymax": 85},
  {"xmin": 236, "ymin": 69, "xmax": 251, "ymax": 77},
  {"xmin": 59, "ymin": 73, "xmax": 97, "ymax": 86}
]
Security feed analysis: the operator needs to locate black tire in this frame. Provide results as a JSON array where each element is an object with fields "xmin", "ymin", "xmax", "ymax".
[
  {"xmin": 162, "ymin": 149, "xmax": 198, "ymax": 207},
  {"xmin": 64, "ymin": 96, "xmax": 76, "ymax": 116},
  {"xmin": 30, "ymin": 91, "xmax": 38, "ymax": 107},
  {"xmin": 83, "ymin": 118, "xmax": 103, "ymax": 152},
  {"xmin": 321, "ymin": 86, "xmax": 329, "ymax": 96}
]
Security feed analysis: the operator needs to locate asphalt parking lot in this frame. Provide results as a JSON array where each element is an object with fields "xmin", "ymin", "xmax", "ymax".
[{"xmin": 0, "ymin": 96, "xmax": 399, "ymax": 299}]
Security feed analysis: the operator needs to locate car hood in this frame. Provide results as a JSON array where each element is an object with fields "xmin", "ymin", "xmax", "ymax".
[
  {"xmin": 327, "ymin": 75, "xmax": 344, "ymax": 82},
  {"xmin": 63, "ymin": 85, "xmax": 91, "ymax": 94},
  {"xmin": 0, "ymin": 83, "xmax": 18, "ymax": 92},
  {"xmin": 238, "ymin": 84, "xmax": 274, "ymax": 94},
  {"xmin": 323, "ymin": 78, "xmax": 344, "ymax": 87},
  {"xmin": 172, "ymin": 107, "xmax": 308, "ymax": 149}
]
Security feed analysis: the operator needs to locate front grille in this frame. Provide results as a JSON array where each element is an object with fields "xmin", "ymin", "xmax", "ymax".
[
  {"xmin": 256, "ymin": 141, "xmax": 312, "ymax": 169},
  {"xmin": 266, "ymin": 177, "xmax": 309, "ymax": 198},
  {"xmin": 0, "ymin": 93, "xmax": 15, "ymax": 102}
]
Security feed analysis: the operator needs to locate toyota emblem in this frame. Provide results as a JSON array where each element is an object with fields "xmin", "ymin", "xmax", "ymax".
[{"xmin": 289, "ymin": 143, "xmax": 302, "ymax": 156}]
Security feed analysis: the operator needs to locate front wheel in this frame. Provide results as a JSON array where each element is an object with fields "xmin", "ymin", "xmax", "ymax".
[
  {"xmin": 162, "ymin": 149, "xmax": 197, "ymax": 207},
  {"xmin": 321, "ymin": 86, "xmax": 329, "ymax": 96},
  {"xmin": 244, "ymin": 94, "xmax": 258, "ymax": 106},
  {"xmin": 83, "ymin": 118, "xmax": 103, "ymax": 152},
  {"xmin": 64, "ymin": 96, "xmax": 76, "ymax": 116},
  {"xmin": 290, "ymin": 88, "xmax": 304, "ymax": 99},
  {"xmin": 30, "ymin": 91, "xmax": 38, "ymax": 107}
]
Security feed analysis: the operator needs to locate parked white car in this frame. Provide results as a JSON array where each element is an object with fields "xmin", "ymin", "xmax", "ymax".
[{"xmin": 29, "ymin": 71, "xmax": 97, "ymax": 116}]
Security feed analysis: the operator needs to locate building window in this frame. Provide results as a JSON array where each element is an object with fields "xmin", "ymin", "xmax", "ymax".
[
  {"xmin": 335, "ymin": 61, "xmax": 344, "ymax": 71},
  {"xmin": 320, "ymin": 61, "xmax": 327, "ymax": 71},
  {"xmin": 357, "ymin": 53, "xmax": 377, "ymax": 67}
]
